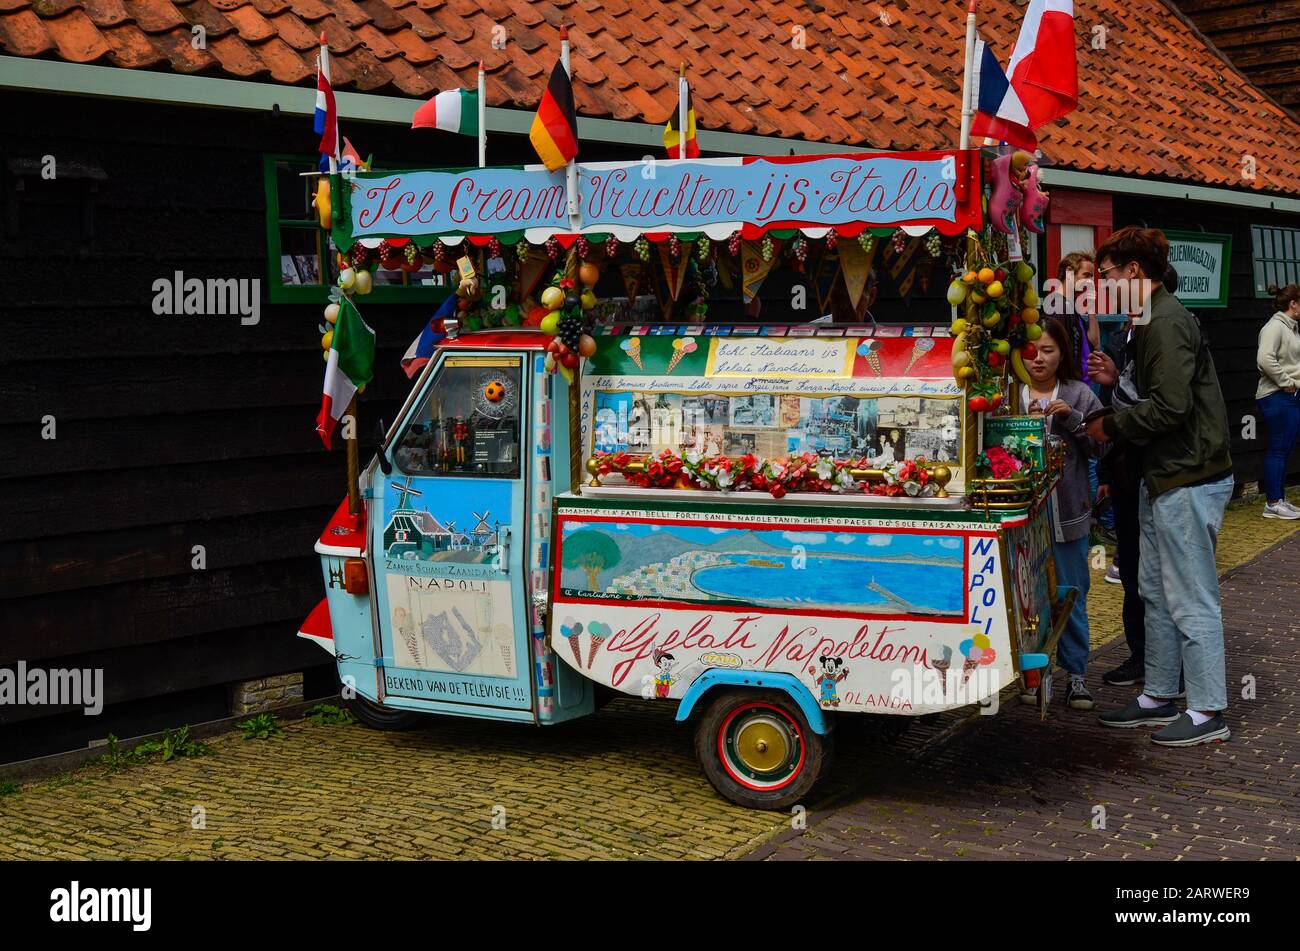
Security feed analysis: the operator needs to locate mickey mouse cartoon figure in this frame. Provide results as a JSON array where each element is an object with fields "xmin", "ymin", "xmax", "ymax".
[{"xmin": 814, "ymin": 655, "xmax": 849, "ymax": 708}]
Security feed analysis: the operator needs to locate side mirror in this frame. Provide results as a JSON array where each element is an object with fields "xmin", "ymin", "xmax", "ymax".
[{"xmin": 375, "ymin": 418, "xmax": 392, "ymax": 475}]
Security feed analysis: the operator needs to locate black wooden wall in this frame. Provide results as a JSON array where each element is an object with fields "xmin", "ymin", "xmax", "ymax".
[
  {"xmin": 1111, "ymin": 194, "xmax": 1300, "ymax": 492},
  {"xmin": 0, "ymin": 90, "xmax": 643, "ymax": 762}
]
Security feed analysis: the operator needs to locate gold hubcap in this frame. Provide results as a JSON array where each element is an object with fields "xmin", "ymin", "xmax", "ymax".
[{"xmin": 734, "ymin": 717, "xmax": 790, "ymax": 774}]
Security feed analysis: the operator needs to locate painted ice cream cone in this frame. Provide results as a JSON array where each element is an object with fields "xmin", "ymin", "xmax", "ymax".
[
  {"xmin": 620, "ymin": 336, "xmax": 643, "ymax": 371},
  {"xmin": 903, "ymin": 338, "xmax": 934, "ymax": 374},
  {"xmin": 961, "ymin": 657, "xmax": 979, "ymax": 685},
  {"xmin": 567, "ymin": 634, "xmax": 583, "ymax": 668},
  {"xmin": 932, "ymin": 660, "xmax": 951, "ymax": 699},
  {"xmin": 587, "ymin": 636, "xmax": 606, "ymax": 668},
  {"xmin": 857, "ymin": 339, "xmax": 882, "ymax": 376},
  {"xmin": 666, "ymin": 336, "xmax": 697, "ymax": 373}
]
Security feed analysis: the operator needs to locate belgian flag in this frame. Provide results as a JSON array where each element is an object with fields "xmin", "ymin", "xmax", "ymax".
[{"xmin": 530, "ymin": 60, "xmax": 579, "ymax": 172}]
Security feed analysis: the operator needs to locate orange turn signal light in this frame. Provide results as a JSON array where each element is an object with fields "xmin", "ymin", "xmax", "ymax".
[{"xmin": 343, "ymin": 558, "xmax": 369, "ymax": 595}]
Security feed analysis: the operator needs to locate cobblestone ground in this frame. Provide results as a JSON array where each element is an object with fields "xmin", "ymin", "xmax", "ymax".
[
  {"xmin": 0, "ymin": 495, "xmax": 1295, "ymax": 860},
  {"xmin": 750, "ymin": 497, "xmax": 1300, "ymax": 861}
]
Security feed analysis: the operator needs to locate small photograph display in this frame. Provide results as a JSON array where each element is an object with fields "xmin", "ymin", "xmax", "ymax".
[
  {"xmin": 729, "ymin": 395, "xmax": 779, "ymax": 428},
  {"xmin": 589, "ymin": 389, "xmax": 961, "ymax": 469}
]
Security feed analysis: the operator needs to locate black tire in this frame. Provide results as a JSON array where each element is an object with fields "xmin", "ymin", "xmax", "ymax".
[
  {"xmin": 693, "ymin": 689, "xmax": 832, "ymax": 810},
  {"xmin": 345, "ymin": 694, "xmax": 425, "ymax": 731}
]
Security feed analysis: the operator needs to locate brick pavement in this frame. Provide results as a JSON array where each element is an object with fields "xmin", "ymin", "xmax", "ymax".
[
  {"xmin": 747, "ymin": 516, "xmax": 1300, "ymax": 861},
  {"xmin": 0, "ymin": 496, "xmax": 1295, "ymax": 860}
]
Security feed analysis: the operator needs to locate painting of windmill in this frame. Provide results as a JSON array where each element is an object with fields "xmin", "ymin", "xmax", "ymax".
[{"xmin": 381, "ymin": 475, "xmax": 510, "ymax": 565}]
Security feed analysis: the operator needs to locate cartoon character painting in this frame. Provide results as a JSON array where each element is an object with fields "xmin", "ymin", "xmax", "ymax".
[
  {"xmin": 814, "ymin": 655, "xmax": 850, "ymax": 707},
  {"xmin": 651, "ymin": 647, "xmax": 676, "ymax": 699}
]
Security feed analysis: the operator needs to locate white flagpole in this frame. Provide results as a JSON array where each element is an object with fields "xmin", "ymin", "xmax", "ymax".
[
  {"xmin": 958, "ymin": 0, "xmax": 979, "ymax": 150},
  {"xmin": 477, "ymin": 61, "xmax": 486, "ymax": 168},
  {"xmin": 678, "ymin": 64, "xmax": 688, "ymax": 159},
  {"xmin": 320, "ymin": 33, "xmax": 338, "ymax": 175},
  {"xmin": 560, "ymin": 26, "xmax": 579, "ymax": 222}
]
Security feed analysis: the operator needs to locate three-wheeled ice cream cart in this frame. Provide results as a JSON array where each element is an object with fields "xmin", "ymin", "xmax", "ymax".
[{"xmin": 298, "ymin": 148, "xmax": 1076, "ymax": 809}]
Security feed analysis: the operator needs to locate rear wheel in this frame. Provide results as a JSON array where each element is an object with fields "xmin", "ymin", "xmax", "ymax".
[
  {"xmin": 345, "ymin": 694, "xmax": 425, "ymax": 731},
  {"xmin": 694, "ymin": 689, "xmax": 832, "ymax": 810}
]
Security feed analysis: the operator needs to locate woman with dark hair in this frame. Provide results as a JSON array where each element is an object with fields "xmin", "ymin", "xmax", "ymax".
[
  {"xmin": 1255, "ymin": 282, "xmax": 1300, "ymax": 519},
  {"xmin": 1020, "ymin": 317, "xmax": 1104, "ymax": 709}
]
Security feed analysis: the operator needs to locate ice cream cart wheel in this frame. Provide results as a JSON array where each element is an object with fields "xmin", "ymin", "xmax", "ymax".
[
  {"xmin": 695, "ymin": 690, "xmax": 832, "ymax": 811},
  {"xmin": 346, "ymin": 694, "xmax": 425, "ymax": 731}
]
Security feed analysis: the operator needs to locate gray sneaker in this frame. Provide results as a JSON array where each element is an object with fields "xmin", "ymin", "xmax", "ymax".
[
  {"xmin": 1098, "ymin": 696, "xmax": 1179, "ymax": 728},
  {"xmin": 1151, "ymin": 712, "xmax": 1230, "ymax": 747},
  {"xmin": 1103, "ymin": 562, "xmax": 1122, "ymax": 584},
  {"xmin": 1263, "ymin": 501, "xmax": 1299, "ymax": 519}
]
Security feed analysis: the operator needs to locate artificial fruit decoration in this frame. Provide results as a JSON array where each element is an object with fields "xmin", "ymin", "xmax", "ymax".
[{"xmin": 353, "ymin": 269, "xmax": 373, "ymax": 295}]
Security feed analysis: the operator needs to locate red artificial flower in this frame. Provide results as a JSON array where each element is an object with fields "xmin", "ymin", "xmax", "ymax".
[
  {"xmin": 985, "ymin": 446, "xmax": 1021, "ymax": 480},
  {"xmin": 769, "ymin": 483, "xmax": 787, "ymax": 499},
  {"xmin": 751, "ymin": 474, "xmax": 768, "ymax": 490}
]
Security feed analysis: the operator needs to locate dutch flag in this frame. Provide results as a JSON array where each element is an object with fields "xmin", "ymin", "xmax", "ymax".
[{"xmin": 314, "ymin": 36, "xmax": 338, "ymax": 162}]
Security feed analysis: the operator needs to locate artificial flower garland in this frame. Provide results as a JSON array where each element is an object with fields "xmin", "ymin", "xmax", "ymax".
[{"xmin": 594, "ymin": 449, "xmax": 936, "ymax": 499}]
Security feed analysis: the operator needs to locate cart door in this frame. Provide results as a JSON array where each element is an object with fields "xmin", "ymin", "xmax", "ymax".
[{"xmin": 371, "ymin": 352, "xmax": 534, "ymax": 715}]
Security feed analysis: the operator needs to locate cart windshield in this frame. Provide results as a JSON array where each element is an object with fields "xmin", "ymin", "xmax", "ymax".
[{"xmin": 394, "ymin": 356, "xmax": 522, "ymax": 479}]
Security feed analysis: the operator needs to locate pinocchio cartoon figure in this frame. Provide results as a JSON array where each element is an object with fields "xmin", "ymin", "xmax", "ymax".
[{"xmin": 651, "ymin": 647, "xmax": 676, "ymax": 699}]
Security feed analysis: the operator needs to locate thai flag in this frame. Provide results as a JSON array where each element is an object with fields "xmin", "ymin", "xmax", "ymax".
[
  {"xmin": 1006, "ymin": 0, "xmax": 1078, "ymax": 128},
  {"xmin": 401, "ymin": 295, "xmax": 458, "ymax": 378},
  {"xmin": 314, "ymin": 41, "xmax": 338, "ymax": 161},
  {"xmin": 969, "ymin": 37, "xmax": 1037, "ymax": 151}
]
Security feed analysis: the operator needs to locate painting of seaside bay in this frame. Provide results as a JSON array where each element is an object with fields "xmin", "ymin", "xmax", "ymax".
[{"xmin": 557, "ymin": 521, "xmax": 964, "ymax": 616}]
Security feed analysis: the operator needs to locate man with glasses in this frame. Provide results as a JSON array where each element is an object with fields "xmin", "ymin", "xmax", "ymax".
[{"xmin": 1085, "ymin": 227, "xmax": 1234, "ymax": 747}]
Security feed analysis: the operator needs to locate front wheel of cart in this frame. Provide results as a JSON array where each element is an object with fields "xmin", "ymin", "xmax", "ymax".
[
  {"xmin": 345, "ymin": 694, "xmax": 425, "ymax": 731},
  {"xmin": 694, "ymin": 689, "xmax": 832, "ymax": 810}
]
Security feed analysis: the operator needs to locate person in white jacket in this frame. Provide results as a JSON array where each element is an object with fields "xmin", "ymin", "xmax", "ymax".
[{"xmin": 1256, "ymin": 283, "xmax": 1300, "ymax": 518}]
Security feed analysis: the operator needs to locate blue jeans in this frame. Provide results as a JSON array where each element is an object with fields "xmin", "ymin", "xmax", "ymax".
[
  {"xmin": 1256, "ymin": 390, "xmax": 1299, "ymax": 502},
  {"xmin": 1087, "ymin": 457, "xmax": 1114, "ymax": 529},
  {"xmin": 1138, "ymin": 475, "xmax": 1233, "ymax": 712},
  {"xmin": 1052, "ymin": 535, "xmax": 1091, "ymax": 676}
]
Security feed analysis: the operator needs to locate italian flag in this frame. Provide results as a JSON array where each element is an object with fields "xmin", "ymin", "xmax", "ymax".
[
  {"xmin": 411, "ymin": 88, "xmax": 479, "ymax": 136},
  {"xmin": 316, "ymin": 296, "xmax": 375, "ymax": 450}
]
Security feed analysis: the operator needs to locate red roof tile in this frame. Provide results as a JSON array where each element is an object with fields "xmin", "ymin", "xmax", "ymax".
[{"xmin": 4, "ymin": 0, "xmax": 1300, "ymax": 195}]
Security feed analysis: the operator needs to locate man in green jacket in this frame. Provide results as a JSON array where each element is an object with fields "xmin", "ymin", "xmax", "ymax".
[{"xmin": 1085, "ymin": 227, "xmax": 1234, "ymax": 747}]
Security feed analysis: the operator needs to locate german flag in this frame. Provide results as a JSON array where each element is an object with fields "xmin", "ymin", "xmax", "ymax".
[{"xmin": 529, "ymin": 60, "xmax": 579, "ymax": 172}]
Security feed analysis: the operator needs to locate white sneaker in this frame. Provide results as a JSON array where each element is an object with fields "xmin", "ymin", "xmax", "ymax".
[
  {"xmin": 1263, "ymin": 501, "xmax": 1300, "ymax": 519},
  {"xmin": 1104, "ymin": 562, "xmax": 1122, "ymax": 584},
  {"xmin": 1283, "ymin": 500, "xmax": 1300, "ymax": 517}
]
